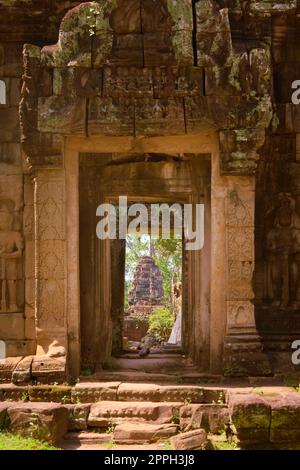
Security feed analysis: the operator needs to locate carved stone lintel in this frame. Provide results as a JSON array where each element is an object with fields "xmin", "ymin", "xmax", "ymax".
[{"xmin": 20, "ymin": 1, "xmax": 272, "ymax": 176}]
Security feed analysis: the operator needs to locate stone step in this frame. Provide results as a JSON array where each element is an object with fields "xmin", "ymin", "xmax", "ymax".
[
  {"xmin": 61, "ymin": 440, "xmax": 165, "ymax": 451},
  {"xmin": 87, "ymin": 401, "xmax": 183, "ymax": 427},
  {"xmin": 107, "ymin": 356, "xmax": 189, "ymax": 372},
  {"xmin": 86, "ymin": 400, "xmax": 229, "ymax": 434},
  {"xmin": 115, "ymin": 353, "xmax": 186, "ymax": 360},
  {"xmin": 171, "ymin": 429, "xmax": 207, "ymax": 450},
  {"xmin": 63, "ymin": 431, "xmax": 112, "ymax": 446},
  {"xmin": 122, "ymin": 348, "xmax": 183, "ymax": 356},
  {"xmin": 72, "ymin": 382, "xmax": 227, "ymax": 404},
  {"xmin": 87, "ymin": 370, "xmax": 221, "ymax": 384},
  {"xmin": 114, "ymin": 421, "xmax": 178, "ymax": 444},
  {"xmin": 0, "ymin": 382, "xmax": 227, "ymax": 405}
]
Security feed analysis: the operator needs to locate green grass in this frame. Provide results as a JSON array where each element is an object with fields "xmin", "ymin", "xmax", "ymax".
[
  {"xmin": 0, "ymin": 432, "xmax": 59, "ymax": 450},
  {"xmin": 161, "ymin": 439, "xmax": 174, "ymax": 450},
  {"xmin": 213, "ymin": 440, "xmax": 238, "ymax": 450}
]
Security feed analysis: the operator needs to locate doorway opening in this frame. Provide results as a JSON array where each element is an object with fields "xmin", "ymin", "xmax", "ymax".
[
  {"xmin": 123, "ymin": 233, "xmax": 183, "ymax": 356},
  {"xmin": 79, "ymin": 151, "xmax": 211, "ymax": 374}
]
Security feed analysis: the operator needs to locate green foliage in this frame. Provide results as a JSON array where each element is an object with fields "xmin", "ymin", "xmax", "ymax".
[
  {"xmin": 171, "ymin": 410, "xmax": 180, "ymax": 425},
  {"xmin": 161, "ymin": 439, "xmax": 174, "ymax": 450},
  {"xmin": 106, "ymin": 419, "xmax": 116, "ymax": 434},
  {"xmin": 0, "ymin": 432, "xmax": 59, "ymax": 450},
  {"xmin": 148, "ymin": 307, "xmax": 174, "ymax": 342},
  {"xmin": 103, "ymin": 440, "xmax": 116, "ymax": 450},
  {"xmin": 212, "ymin": 434, "xmax": 238, "ymax": 451},
  {"xmin": 152, "ymin": 237, "xmax": 182, "ymax": 302}
]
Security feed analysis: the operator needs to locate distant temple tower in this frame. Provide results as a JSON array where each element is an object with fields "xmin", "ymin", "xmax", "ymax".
[{"xmin": 128, "ymin": 256, "xmax": 164, "ymax": 315}]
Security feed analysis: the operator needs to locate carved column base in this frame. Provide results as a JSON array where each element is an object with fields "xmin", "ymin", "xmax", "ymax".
[{"xmin": 223, "ymin": 333, "xmax": 272, "ymax": 377}]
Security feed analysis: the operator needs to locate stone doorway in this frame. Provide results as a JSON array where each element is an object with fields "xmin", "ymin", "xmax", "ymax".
[
  {"xmin": 79, "ymin": 151, "xmax": 211, "ymax": 374},
  {"xmin": 15, "ymin": 0, "xmax": 274, "ymax": 381}
]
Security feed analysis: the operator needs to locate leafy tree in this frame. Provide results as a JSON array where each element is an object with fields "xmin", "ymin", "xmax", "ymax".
[
  {"xmin": 148, "ymin": 307, "xmax": 174, "ymax": 342},
  {"xmin": 152, "ymin": 237, "xmax": 182, "ymax": 303}
]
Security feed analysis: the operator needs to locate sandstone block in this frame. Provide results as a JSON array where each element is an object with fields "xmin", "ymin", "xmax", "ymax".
[
  {"xmin": 31, "ymin": 356, "xmax": 66, "ymax": 384},
  {"xmin": 7, "ymin": 402, "xmax": 69, "ymax": 444},
  {"xmin": 180, "ymin": 403, "xmax": 229, "ymax": 433},
  {"xmin": 88, "ymin": 401, "xmax": 182, "ymax": 427},
  {"xmin": 0, "ymin": 384, "xmax": 28, "ymax": 402},
  {"xmin": 114, "ymin": 422, "xmax": 178, "ymax": 444},
  {"xmin": 28, "ymin": 385, "xmax": 72, "ymax": 403},
  {"xmin": 229, "ymin": 393, "xmax": 271, "ymax": 443},
  {"xmin": 269, "ymin": 392, "xmax": 300, "ymax": 442},
  {"xmin": 72, "ymin": 382, "xmax": 120, "ymax": 403},
  {"xmin": 38, "ymin": 96, "xmax": 86, "ymax": 134},
  {"xmin": 0, "ymin": 357, "xmax": 22, "ymax": 384},
  {"xmin": 12, "ymin": 356, "xmax": 33, "ymax": 385},
  {"xmin": 65, "ymin": 404, "xmax": 90, "ymax": 431},
  {"xmin": 117, "ymin": 383, "xmax": 204, "ymax": 403},
  {"xmin": 171, "ymin": 428, "xmax": 207, "ymax": 450},
  {"xmin": 0, "ymin": 402, "xmax": 12, "ymax": 429}
]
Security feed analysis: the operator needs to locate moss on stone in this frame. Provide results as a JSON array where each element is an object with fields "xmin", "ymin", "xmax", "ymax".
[
  {"xmin": 166, "ymin": 0, "xmax": 193, "ymax": 30},
  {"xmin": 227, "ymin": 55, "xmax": 242, "ymax": 91}
]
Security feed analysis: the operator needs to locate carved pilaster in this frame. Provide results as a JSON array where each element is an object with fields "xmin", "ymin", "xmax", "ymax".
[
  {"xmin": 34, "ymin": 170, "xmax": 67, "ymax": 358},
  {"xmin": 226, "ymin": 185, "xmax": 255, "ymax": 330},
  {"xmin": 223, "ymin": 182, "xmax": 272, "ymax": 376}
]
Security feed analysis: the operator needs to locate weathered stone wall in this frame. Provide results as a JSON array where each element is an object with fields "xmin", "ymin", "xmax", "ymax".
[
  {"xmin": 0, "ymin": 1, "xmax": 80, "ymax": 360},
  {"xmin": 254, "ymin": 4, "xmax": 300, "ymax": 372},
  {"xmin": 0, "ymin": 39, "xmax": 35, "ymax": 357}
]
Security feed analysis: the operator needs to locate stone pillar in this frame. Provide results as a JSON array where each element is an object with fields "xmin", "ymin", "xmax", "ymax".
[
  {"xmin": 111, "ymin": 238, "xmax": 125, "ymax": 355},
  {"xmin": 23, "ymin": 174, "xmax": 37, "ymax": 353},
  {"xmin": 34, "ymin": 169, "xmax": 67, "ymax": 357},
  {"xmin": 223, "ymin": 180, "xmax": 271, "ymax": 376}
]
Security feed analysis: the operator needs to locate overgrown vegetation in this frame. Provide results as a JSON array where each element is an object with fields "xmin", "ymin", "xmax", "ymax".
[
  {"xmin": 161, "ymin": 439, "xmax": 174, "ymax": 450},
  {"xmin": 209, "ymin": 432, "xmax": 239, "ymax": 451},
  {"xmin": 0, "ymin": 432, "xmax": 59, "ymax": 451},
  {"xmin": 106, "ymin": 419, "xmax": 116, "ymax": 434},
  {"xmin": 148, "ymin": 307, "xmax": 174, "ymax": 342}
]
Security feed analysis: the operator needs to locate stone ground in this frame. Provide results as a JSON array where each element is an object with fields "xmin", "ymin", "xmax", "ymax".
[
  {"xmin": 1, "ymin": 379, "xmax": 300, "ymax": 450},
  {"xmin": 1, "ymin": 348, "xmax": 300, "ymax": 450}
]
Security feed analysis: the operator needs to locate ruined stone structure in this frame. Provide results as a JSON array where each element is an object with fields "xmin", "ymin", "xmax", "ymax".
[
  {"xmin": 0, "ymin": 0, "xmax": 299, "ymax": 383},
  {"xmin": 124, "ymin": 254, "xmax": 164, "ymax": 342},
  {"xmin": 128, "ymin": 256, "xmax": 164, "ymax": 314}
]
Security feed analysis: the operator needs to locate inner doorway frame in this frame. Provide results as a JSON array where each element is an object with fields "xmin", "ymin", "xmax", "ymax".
[{"xmin": 65, "ymin": 131, "xmax": 230, "ymax": 378}]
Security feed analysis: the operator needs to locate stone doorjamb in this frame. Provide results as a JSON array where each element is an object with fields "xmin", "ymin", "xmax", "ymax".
[{"xmin": 64, "ymin": 130, "xmax": 255, "ymax": 378}]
